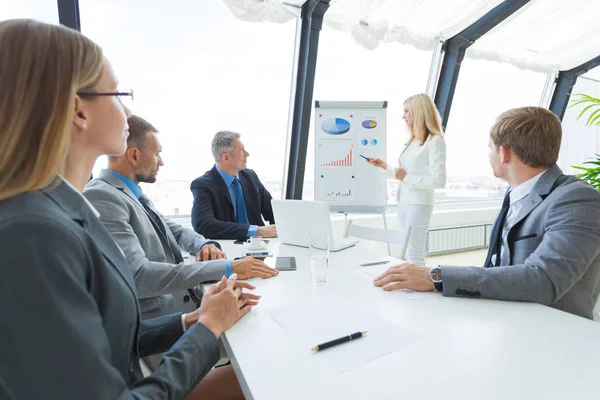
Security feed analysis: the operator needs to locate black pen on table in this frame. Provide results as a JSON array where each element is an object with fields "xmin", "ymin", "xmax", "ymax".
[
  {"xmin": 359, "ymin": 260, "xmax": 390, "ymax": 267},
  {"xmin": 311, "ymin": 331, "xmax": 368, "ymax": 352}
]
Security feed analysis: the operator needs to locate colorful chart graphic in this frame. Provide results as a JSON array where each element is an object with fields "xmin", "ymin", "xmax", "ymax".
[
  {"xmin": 321, "ymin": 118, "xmax": 351, "ymax": 135},
  {"xmin": 320, "ymin": 147, "xmax": 353, "ymax": 167},
  {"xmin": 361, "ymin": 139, "xmax": 368, "ymax": 146},
  {"xmin": 371, "ymin": 139, "xmax": 378, "ymax": 145},
  {"xmin": 362, "ymin": 119, "xmax": 377, "ymax": 129}
]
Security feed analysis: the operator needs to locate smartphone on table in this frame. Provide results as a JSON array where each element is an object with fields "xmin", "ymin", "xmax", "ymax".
[{"xmin": 274, "ymin": 256, "xmax": 297, "ymax": 271}]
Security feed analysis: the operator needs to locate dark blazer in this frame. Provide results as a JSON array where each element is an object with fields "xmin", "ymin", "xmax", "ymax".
[
  {"xmin": 190, "ymin": 166, "xmax": 275, "ymax": 239},
  {"xmin": 0, "ymin": 179, "xmax": 220, "ymax": 399}
]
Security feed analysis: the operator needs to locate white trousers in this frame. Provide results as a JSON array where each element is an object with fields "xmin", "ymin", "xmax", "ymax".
[{"xmin": 396, "ymin": 203, "xmax": 433, "ymax": 265}]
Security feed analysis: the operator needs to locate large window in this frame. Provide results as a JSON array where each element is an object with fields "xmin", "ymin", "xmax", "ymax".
[
  {"xmin": 1, "ymin": 0, "xmax": 59, "ymax": 23},
  {"xmin": 305, "ymin": 28, "xmax": 433, "ymax": 202},
  {"xmin": 442, "ymin": 59, "xmax": 549, "ymax": 202},
  {"xmin": 81, "ymin": 0, "xmax": 296, "ymax": 215},
  {"xmin": 560, "ymin": 72, "xmax": 600, "ymax": 175}
]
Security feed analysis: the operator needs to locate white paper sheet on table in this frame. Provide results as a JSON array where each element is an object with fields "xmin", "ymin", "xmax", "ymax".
[
  {"xmin": 268, "ymin": 305, "xmax": 421, "ymax": 374},
  {"xmin": 356, "ymin": 265, "xmax": 425, "ymax": 300}
]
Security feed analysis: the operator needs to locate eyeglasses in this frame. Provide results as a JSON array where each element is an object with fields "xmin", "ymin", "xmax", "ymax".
[{"xmin": 77, "ymin": 89, "xmax": 134, "ymax": 108}]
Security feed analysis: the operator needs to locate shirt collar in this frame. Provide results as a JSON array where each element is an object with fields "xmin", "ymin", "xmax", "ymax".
[
  {"xmin": 61, "ymin": 176, "xmax": 101, "ymax": 217},
  {"xmin": 215, "ymin": 164, "xmax": 239, "ymax": 187},
  {"xmin": 108, "ymin": 170, "xmax": 143, "ymax": 199},
  {"xmin": 509, "ymin": 169, "xmax": 548, "ymax": 205}
]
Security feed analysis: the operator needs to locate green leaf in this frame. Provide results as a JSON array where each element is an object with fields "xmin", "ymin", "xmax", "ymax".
[
  {"xmin": 588, "ymin": 111, "xmax": 600, "ymax": 126},
  {"xmin": 576, "ymin": 103, "xmax": 600, "ymax": 121},
  {"xmin": 571, "ymin": 165, "xmax": 591, "ymax": 172},
  {"xmin": 573, "ymin": 154, "xmax": 600, "ymax": 191},
  {"xmin": 571, "ymin": 93, "xmax": 600, "ymax": 103}
]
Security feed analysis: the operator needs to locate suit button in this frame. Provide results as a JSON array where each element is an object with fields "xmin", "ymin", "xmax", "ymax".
[
  {"xmin": 183, "ymin": 295, "xmax": 190, "ymax": 302},
  {"xmin": 129, "ymin": 361, "xmax": 136, "ymax": 372},
  {"xmin": 455, "ymin": 289, "xmax": 463, "ymax": 295},
  {"xmin": 474, "ymin": 291, "xmax": 481, "ymax": 297}
]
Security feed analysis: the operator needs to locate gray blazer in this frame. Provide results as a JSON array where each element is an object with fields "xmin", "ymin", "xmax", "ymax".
[
  {"xmin": 0, "ymin": 180, "xmax": 219, "ymax": 399},
  {"xmin": 84, "ymin": 169, "xmax": 227, "ymax": 320},
  {"xmin": 442, "ymin": 165, "xmax": 600, "ymax": 319}
]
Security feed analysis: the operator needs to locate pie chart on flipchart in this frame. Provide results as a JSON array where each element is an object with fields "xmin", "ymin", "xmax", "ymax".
[{"xmin": 321, "ymin": 118, "xmax": 351, "ymax": 136}]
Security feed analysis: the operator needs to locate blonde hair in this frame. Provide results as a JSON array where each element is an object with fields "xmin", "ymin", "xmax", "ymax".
[
  {"xmin": 490, "ymin": 107, "xmax": 561, "ymax": 168},
  {"xmin": 404, "ymin": 93, "xmax": 443, "ymax": 146},
  {"xmin": 0, "ymin": 19, "xmax": 104, "ymax": 202}
]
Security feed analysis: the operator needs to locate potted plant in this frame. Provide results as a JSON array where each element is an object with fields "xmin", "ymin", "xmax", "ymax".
[{"xmin": 569, "ymin": 94, "xmax": 600, "ymax": 190}]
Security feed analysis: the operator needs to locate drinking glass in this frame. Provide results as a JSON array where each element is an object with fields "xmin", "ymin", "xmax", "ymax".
[{"xmin": 309, "ymin": 229, "xmax": 330, "ymax": 283}]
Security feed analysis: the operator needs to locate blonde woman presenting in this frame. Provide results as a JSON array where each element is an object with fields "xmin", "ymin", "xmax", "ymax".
[{"xmin": 368, "ymin": 93, "xmax": 446, "ymax": 264}]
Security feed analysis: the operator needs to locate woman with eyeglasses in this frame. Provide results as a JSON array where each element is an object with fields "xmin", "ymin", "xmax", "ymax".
[
  {"xmin": 0, "ymin": 19, "xmax": 255, "ymax": 399},
  {"xmin": 368, "ymin": 93, "xmax": 447, "ymax": 265}
]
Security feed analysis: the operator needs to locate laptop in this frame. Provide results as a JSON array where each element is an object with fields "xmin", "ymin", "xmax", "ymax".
[{"xmin": 271, "ymin": 200, "xmax": 358, "ymax": 251}]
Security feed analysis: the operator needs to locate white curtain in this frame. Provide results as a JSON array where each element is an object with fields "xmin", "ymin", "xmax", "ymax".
[
  {"xmin": 467, "ymin": 0, "xmax": 600, "ymax": 73},
  {"xmin": 221, "ymin": 0, "xmax": 600, "ymax": 73},
  {"xmin": 324, "ymin": 0, "xmax": 502, "ymax": 50},
  {"xmin": 222, "ymin": 0, "xmax": 502, "ymax": 49},
  {"xmin": 221, "ymin": 0, "xmax": 303, "ymax": 23}
]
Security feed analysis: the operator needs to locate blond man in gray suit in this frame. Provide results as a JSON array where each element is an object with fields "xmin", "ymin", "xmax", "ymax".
[{"xmin": 374, "ymin": 107, "xmax": 600, "ymax": 319}]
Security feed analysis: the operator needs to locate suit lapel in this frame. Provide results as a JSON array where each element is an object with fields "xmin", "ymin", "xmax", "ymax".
[
  {"xmin": 506, "ymin": 193, "xmax": 543, "ymax": 234},
  {"xmin": 506, "ymin": 165, "xmax": 563, "ymax": 236},
  {"xmin": 99, "ymin": 172, "xmax": 168, "ymax": 242},
  {"xmin": 97, "ymin": 170, "xmax": 181, "ymax": 259},
  {"xmin": 211, "ymin": 166, "xmax": 236, "ymax": 224},
  {"xmin": 45, "ymin": 180, "xmax": 140, "ymax": 302},
  {"xmin": 84, "ymin": 212, "xmax": 141, "ymax": 297},
  {"xmin": 484, "ymin": 166, "xmax": 563, "ymax": 267},
  {"xmin": 211, "ymin": 166, "xmax": 234, "ymax": 207},
  {"xmin": 98, "ymin": 169, "xmax": 141, "ymax": 207}
]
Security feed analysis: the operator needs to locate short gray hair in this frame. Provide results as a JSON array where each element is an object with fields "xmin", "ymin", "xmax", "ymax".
[{"xmin": 212, "ymin": 130, "xmax": 241, "ymax": 162}]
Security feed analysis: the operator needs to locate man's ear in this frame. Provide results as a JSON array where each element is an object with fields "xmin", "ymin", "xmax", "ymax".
[
  {"xmin": 73, "ymin": 95, "xmax": 88, "ymax": 130},
  {"xmin": 126, "ymin": 147, "xmax": 139, "ymax": 165},
  {"xmin": 499, "ymin": 145, "xmax": 511, "ymax": 164}
]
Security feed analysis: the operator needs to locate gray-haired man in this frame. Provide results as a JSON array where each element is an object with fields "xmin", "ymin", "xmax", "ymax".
[{"xmin": 190, "ymin": 130, "xmax": 277, "ymax": 240}]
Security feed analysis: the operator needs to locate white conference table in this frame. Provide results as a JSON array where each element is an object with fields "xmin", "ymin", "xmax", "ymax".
[{"xmin": 202, "ymin": 239, "xmax": 600, "ymax": 400}]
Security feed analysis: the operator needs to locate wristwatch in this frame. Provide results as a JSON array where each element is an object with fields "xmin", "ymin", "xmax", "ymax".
[{"xmin": 428, "ymin": 266, "xmax": 443, "ymax": 291}]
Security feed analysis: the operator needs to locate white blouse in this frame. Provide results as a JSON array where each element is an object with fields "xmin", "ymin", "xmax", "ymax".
[{"xmin": 385, "ymin": 135, "xmax": 447, "ymax": 206}]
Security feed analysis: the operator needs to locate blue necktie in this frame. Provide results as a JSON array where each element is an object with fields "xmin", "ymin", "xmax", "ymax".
[{"xmin": 232, "ymin": 177, "xmax": 249, "ymax": 224}]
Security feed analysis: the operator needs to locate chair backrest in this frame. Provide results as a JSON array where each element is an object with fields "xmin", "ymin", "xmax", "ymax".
[{"xmin": 344, "ymin": 220, "xmax": 411, "ymax": 260}]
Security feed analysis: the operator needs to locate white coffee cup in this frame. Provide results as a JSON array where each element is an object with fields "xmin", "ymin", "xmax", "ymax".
[{"xmin": 246, "ymin": 236, "xmax": 263, "ymax": 249}]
